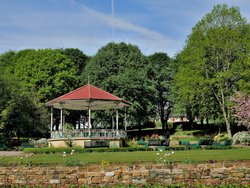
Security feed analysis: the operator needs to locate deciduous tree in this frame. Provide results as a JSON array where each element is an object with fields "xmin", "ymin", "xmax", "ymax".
[{"xmin": 175, "ymin": 4, "xmax": 250, "ymax": 138}]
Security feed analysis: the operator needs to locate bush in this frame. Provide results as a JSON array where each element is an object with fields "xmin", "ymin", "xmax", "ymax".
[
  {"xmin": 29, "ymin": 138, "xmax": 48, "ymax": 148},
  {"xmin": 23, "ymin": 147, "xmax": 155, "ymax": 154},
  {"xmin": 213, "ymin": 132, "xmax": 230, "ymax": 142},
  {"xmin": 198, "ymin": 139, "xmax": 213, "ymax": 145},
  {"xmin": 232, "ymin": 131, "xmax": 250, "ymax": 145},
  {"xmin": 64, "ymin": 157, "xmax": 82, "ymax": 166},
  {"xmin": 127, "ymin": 139, "xmax": 139, "ymax": 147}
]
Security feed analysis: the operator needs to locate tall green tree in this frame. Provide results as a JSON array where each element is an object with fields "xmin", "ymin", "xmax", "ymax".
[
  {"xmin": 175, "ymin": 4, "xmax": 250, "ymax": 138},
  {"xmin": 0, "ymin": 75, "xmax": 49, "ymax": 140},
  {"xmin": 84, "ymin": 42, "xmax": 156, "ymax": 129},
  {"xmin": 60, "ymin": 48, "xmax": 89, "ymax": 76},
  {"xmin": 148, "ymin": 53, "xmax": 176, "ymax": 130},
  {"xmin": 13, "ymin": 49, "xmax": 86, "ymax": 102}
]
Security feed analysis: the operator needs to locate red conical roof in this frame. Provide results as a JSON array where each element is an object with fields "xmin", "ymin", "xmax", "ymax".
[
  {"xmin": 54, "ymin": 84, "xmax": 122, "ymax": 101},
  {"xmin": 46, "ymin": 84, "xmax": 130, "ymax": 110}
]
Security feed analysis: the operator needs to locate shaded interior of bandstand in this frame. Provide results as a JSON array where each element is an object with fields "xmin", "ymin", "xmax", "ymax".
[{"xmin": 49, "ymin": 106, "xmax": 128, "ymax": 148}]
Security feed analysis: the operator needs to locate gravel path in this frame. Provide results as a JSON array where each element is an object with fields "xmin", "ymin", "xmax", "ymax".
[{"xmin": 0, "ymin": 151, "xmax": 24, "ymax": 157}]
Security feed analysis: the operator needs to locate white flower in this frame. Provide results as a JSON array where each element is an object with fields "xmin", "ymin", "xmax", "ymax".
[
  {"xmin": 159, "ymin": 149, "xmax": 163, "ymax": 152},
  {"xmin": 62, "ymin": 154, "xmax": 67, "ymax": 157},
  {"xmin": 20, "ymin": 157, "xmax": 23, "ymax": 159},
  {"xmin": 164, "ymin": 153, "xmax": 170, "ymax": 157},
  {"xmin": 63, "ymin": 152, "xmax": 66, "ymax": 154},
  {"xmin": 70, "ymin": 152, "xmax": 73, "ymax": 155},
  {"xmin": 172, "ymin": 151, "xmax": 175, "ymax": 154},
  {"xmin": 71, "ymin": 150, "xmax": 75, "ymax": 152},
  {"xmin": 156, "ymin": 153, "xmax": 160, "ymax": 155}
]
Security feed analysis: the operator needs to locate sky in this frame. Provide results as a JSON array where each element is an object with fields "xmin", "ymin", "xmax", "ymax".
[{"xmin": 0, "ymin": 0, "xmax": 250, "ymax": 57}]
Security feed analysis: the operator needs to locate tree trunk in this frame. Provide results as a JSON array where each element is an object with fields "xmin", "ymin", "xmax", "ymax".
[
  {"xmin": 206, "ymin": 117, "xmax": 209, "ymax": 125},
  {"xmin": 213, "ymin": 87, "xmax": 232, "ymax": 139},
  {"xmin": 200, "ymin": 117, "xmax": 204, "ymax": 126},
  {"xmin": 161, "ymin": 117, "xmax": 166, "ymax": 130},
  {"xmin": 221, "ymin": 107, "xmax": 232, "ymax": 138}
]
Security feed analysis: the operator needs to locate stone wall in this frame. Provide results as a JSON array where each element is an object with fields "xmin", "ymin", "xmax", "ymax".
[{"xmin": 0, "ymin": 161, "xmax": 249, "ymax": 187}]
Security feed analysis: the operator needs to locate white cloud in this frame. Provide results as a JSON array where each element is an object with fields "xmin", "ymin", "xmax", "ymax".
[
  {"xmin": 1, "ymin": 0, "xmax": 248, "ymax": 57},
  {"xmin": 0, "ymin": 0, "xmax": 175, "ymax": 56}
]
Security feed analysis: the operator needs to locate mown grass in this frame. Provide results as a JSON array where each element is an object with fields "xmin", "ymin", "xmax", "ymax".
[{"xmin": 0, "ymin": 148, "xmax": 249, "ymax": 166}]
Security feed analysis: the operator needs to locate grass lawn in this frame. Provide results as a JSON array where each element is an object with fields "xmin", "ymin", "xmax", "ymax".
[{"xmin": 0, "ymin": 148, "xmax": 249, "ymax": 166}]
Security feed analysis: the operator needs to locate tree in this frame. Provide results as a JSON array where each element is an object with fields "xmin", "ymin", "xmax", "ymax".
[
  {"xmin": 0, "ymin": 75, "xmax": 49, "ymax": 140},
  {"xmin": 231, "ymin": 92, "xmax": 250, "ymax": 130},
  {"xmin": 148, "ymin": 53, "xmax": 176, "ymax": 130},
  {"xmin": 60, "ymin": 48, "xmax": 89, "ymax": 76},
  {"xmin": 175, "ymin": 4, "xmax": 250, "ymax": 138},
  {"xmin": 13, "ymin": 49, "xmax": 85, "ymax": 103},
  {"xmin": 0, "ymin": 50, "xmax": 16, "ymax": 75},
  {"xmin": 84, "ymin": 42, "xmax": 156, "ymax": 129}
]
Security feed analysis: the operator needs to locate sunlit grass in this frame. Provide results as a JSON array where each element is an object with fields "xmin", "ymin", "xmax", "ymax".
[{"xmin": 0, "ymin": 148, "xmax": 249, "ymax": 166}]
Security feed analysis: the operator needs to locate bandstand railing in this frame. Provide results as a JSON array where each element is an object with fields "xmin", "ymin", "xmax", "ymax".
[{"xmin": 50, "ymin": 129, "xmax": 127, "ymax": 139}]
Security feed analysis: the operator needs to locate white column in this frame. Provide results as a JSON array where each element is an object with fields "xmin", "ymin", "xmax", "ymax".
[
  {"xmin": 60, "ymin": 103, "xmax": 63, "ymax": 131},
  {"xmin": 50, "ymin": 107, "xmax": 53, "ymax": 132},
  {"xmin": 116, "ymin": 109, "xmax": 119, "ymax": 136},
  {"xmin": 124, "ymin": 109, "xmax": 127, "ymax": 131},
  {"xmin": 112, "ymin": 110, "xmax": 114, "ymax": 129},
  {"xmin": 88, "ymin": 107, "xmax": 92, "ymax": 129}
]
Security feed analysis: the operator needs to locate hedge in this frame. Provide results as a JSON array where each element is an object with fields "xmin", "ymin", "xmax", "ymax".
[
  {"xmin": 23, "ymin": 145, "xmax": 234, "ymax": 154},
  {"xmin": 23, "ymin": 147, "xmax": 155, "ymax": 154}
]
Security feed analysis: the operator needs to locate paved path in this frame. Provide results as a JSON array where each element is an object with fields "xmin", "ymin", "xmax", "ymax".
[{"xmin": 0, "ymin": 151, "xmax": 24, "ymax": 157}]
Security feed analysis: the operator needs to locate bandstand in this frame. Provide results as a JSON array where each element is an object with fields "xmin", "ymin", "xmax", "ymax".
[{"xmin": 46, "ymin": 84, "xmax": 130, "ymax": 148}]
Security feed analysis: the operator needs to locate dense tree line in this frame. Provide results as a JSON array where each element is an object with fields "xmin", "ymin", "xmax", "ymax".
[{"xmin": 0, "ymin": 4, "xmax": 249, "ymax": 140}]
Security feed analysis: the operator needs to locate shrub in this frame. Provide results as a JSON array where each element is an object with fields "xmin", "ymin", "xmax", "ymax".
[
  {"xmin": 232, "ymin": 131, "xmax": 250, "ymax": 145},
  {"xmin": 213, "ymin": 132, "xmax": 230, "ymax": 142},
  {"xmin": 127, "ymin": 139, "xmax": 139, "ymax": 148},
  {"xmin": 198, "ymin": 139, "xmax": 213, "ymax": 145},
  {"xmin": 64, "ymin": 157, "xmax": 82, "ymax": 166},
  {"xmin": 23, "ymin": 147, "xmax": 155, "ymax": 154},
  {"xmin": 65, "ymin": 138, "xmax": 73, "ymax": 147}
]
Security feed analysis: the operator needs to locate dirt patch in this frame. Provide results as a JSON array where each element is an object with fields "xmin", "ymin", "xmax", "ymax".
[{"xmin": 0, "ymin": 151, "xmax": 24, "ymax": 157}]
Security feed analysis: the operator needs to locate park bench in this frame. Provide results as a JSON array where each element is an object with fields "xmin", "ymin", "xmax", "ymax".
[
  {"xmin": 21, "ymin": 143, "xmax": 34, "ymax": 149},
  {"xmin": 148, "ymin": 139, "xmax": 170, "ymax": 146},
  {"xmin": 198, "ymin": 139, "xmax": 213, "ymax": 146},
  {"xmin": 212, "ymin": 140, "xmax": 232, "ymax": 147}
]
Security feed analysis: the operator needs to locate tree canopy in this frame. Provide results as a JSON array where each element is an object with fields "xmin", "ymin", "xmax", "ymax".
[
  {"xmin": 148, "ymin": 53, "xmax": 176, "ymax": 130},
  {"xmin": 84, "ymin": 42, "xmax": 156, "ymax": 128},
  {"xmin": 174, "ymin": 4, "xmax": 250, "ymax": 137}
]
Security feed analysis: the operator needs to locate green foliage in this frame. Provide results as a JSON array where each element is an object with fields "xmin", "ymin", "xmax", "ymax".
[
  {"xmin": 84, "ymin": 42, "xmax": 156, "ymax": 129},
  {"xmin": 0, "ymin": 75, "xmax": 49, "ymax": 139},
  {"xmin": 127, "ymin": 139, "xmax": 140, "ymax": 147},
  {"xmin": 64, "ymin": 157, "xmax": 82, "ymax": 166},
  {"xmin": 174, "ymin": 4, "xmax": 250, "ymax": 138},
  {"xmin": 29, "ymin": 138, "xmax": 48, "ymax": 148},
  {"xmin": 64, "ymin": 123, "xmax": 74, "ymax": 132},
  {"xmin": 64, "ymin": 138, "xmax": 73, "ymax": 147},
  {"xmin": 23, "ymin": 147, "xmax": 157, "ymax": 154},
  {"xmin": 213, "ymin": 132, "xmax": 230, "ymax": 142},
  {"xmin": 232, "ymin": 131, "xmax": 250, "ymax": 145},
  {"xmin": 13, "ymin": 49, "xmax": 82, "ymax": 102},
  {"xmin": 0, "ymin": 48, "xmax": 89, "ymax": 139},
  {"xmin": 148, "ymin": 53, "xmax": 177, "ymax": 130}
]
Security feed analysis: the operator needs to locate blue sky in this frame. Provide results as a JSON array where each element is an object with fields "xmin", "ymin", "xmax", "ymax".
[{"xmin": 1, "ymin": 0, "xmax": 249, "ymax": 57}]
